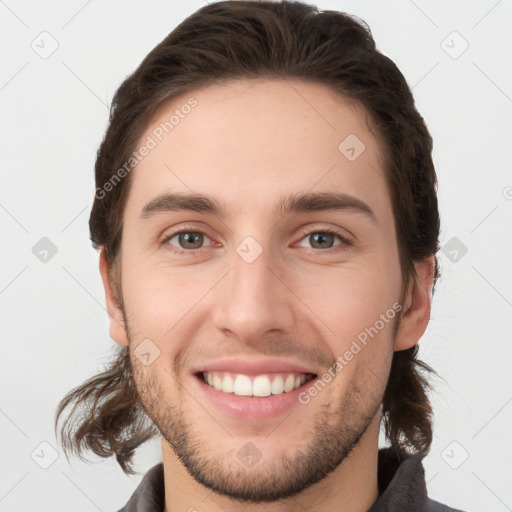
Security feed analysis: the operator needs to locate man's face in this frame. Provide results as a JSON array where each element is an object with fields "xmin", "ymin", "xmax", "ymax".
[{"xmin": 116, "ymin": 79, "xmax": 404, "ymax": 501}]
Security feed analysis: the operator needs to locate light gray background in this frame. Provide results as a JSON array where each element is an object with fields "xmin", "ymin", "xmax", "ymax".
[{"xmin": 1, "ymin": 1, "xmax": 511, "ymax": 511}]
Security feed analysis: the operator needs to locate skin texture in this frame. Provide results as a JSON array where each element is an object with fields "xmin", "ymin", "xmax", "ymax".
[{"xmin": 99, "ymin": 78, "xmax": 435, "ymax": 512}]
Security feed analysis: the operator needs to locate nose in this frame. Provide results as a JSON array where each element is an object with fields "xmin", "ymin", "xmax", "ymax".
[{"xmin": 212, "ymin": 241, "xmax": 297, "ymax": 344}]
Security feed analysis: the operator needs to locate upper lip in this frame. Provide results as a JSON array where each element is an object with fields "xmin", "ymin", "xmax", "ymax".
[{"xmin": 191, "ymin": 357, "xmax": 318, "ymax": 376}]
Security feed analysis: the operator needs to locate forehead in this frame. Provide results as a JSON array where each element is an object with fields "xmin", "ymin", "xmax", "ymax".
[{"xmin": 127, "ymin": 78, "xmax": 392, "ymax": 223}]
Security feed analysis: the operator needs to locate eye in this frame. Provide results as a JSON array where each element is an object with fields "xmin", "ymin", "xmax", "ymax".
[
  {"xmin": 164, "ymin": 230, "xmax": 212, "ymax": 251},
  {"xmin": 297, "ymin": 230, "xmax": 349, "ymax": 250}
]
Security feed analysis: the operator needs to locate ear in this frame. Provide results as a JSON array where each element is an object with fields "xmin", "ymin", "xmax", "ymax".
[
  {"xmin": 394, "ymin": 255, "xmax": 436, "ymax": 351},
  {"xmin": 99, "ymin": 247, "xmax": 129, "ymax": 347}
]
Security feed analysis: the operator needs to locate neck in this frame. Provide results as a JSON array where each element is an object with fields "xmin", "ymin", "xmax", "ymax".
[{"xmin": 161, "ymin": 413, "xmax": 381, "ymax": 512}]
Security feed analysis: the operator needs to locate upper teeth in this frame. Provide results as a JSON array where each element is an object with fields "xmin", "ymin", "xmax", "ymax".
[{"xmin": 203, "ymin": 372, "xmax": 309, "ymax": 397}]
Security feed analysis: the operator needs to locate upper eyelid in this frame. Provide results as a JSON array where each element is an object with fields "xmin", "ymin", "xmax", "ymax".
[
  {"xmin": 296, "ymin": 229, "xmax": 345, "ymax": 241},
  {"xmin": 294, "ymin": 224, "xmax": 353, "ymax": 242},
  {"xmin": 294, "ymin": 230, "xmax": 351, "ymax": 250},
  {"xmin": 160, "ymin": 223, "xmax": 213, "ymax": 240},
  {"xmin": 161, "ymin": 224, "xmax": 348, "ymax": 237},
  {"xmin": 161, "ymin": 224, "xmax": 352, "ymax": 248},
  {"xmin": 162, "ymin": 229, "xmax": 215, "ymax": 246}
]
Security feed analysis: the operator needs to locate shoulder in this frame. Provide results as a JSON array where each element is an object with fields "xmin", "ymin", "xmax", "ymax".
[
  {"xmin": 369, "ymin": 448, "xmax": 467, "ymax": 512},
  {"xmin": 115, "ymin": 463, "xmax": 164, "ymax": 512},
  {"xmin": 423, "ymin": 497, "xmax": 466, "ymax": 511}
]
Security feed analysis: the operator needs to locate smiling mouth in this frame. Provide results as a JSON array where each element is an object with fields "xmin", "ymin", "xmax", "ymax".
[{"xmin": 197, "ymin": 371, "xmax": 317, "ymax": 397}]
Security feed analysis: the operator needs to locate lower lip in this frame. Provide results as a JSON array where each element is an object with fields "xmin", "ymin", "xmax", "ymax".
[{"xmin": 192, "ymin": 374, "xmax": 317, "ymax": 420}]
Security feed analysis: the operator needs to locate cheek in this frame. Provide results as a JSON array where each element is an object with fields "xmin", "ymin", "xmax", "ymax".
[
  {"xmin": 285, "ymin": 263, "xmax": 400, "ymax": 394},
  {"xmin": 121, "ymin": 260, "xmax": 216, "ymax": 345},
  {"xmin": 290, "ymin": 263, "xmax": 400, "ymax": 343}
]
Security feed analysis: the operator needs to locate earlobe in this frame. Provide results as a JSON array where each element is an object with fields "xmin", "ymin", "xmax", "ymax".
[
  {"xmin": 98, "ymin": 247, "xmax": 129, "ymax": 347},
  {"xmin": 394, "ymin": 256, "xmax": 436, "ymax": 352}
]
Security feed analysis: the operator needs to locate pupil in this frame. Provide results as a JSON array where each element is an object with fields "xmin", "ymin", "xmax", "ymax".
[
  {"xmin": 311, "ymin": 232, "xmax": 333, "ymax": 249},
  {"xmin": 180, "ymin": 232, "xmax": 203, "ymax": 249}
]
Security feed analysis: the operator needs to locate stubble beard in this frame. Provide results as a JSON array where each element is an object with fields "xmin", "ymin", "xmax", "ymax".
[{"xmin": 130, "ymin": 348, "xmax": 385, "ymax": 503}]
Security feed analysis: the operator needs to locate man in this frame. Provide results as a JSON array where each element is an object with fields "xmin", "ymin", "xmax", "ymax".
[{"xmin": 56, "ymin": 1, "xmax": 465, "ymax": 510}]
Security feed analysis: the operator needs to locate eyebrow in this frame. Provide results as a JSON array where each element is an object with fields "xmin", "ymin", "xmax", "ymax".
[
  {"xmin": 278, "ymin": 191, "xmax": 377, "ymax": 224},
  {"xmin": 141, "ymin": 192, "xmax": 226, "ymax": 219},
  {"xmin": 140, "ymin": 191, "xmax": 377, "ymax": 224}
]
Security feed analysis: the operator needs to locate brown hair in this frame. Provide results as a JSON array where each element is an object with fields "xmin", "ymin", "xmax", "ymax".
[{"xmin": 56, "ymin": 0, "xmax": 440, "ymax": 474}]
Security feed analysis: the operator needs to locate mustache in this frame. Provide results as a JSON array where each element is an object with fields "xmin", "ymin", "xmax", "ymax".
[{"xmin": 172, "ymin": 337, "xmax": 336, "ymax": 373}]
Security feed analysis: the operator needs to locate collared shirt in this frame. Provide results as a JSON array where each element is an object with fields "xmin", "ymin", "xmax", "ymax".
[{"xmin": 117, "ymin": 448, "xmax": 465, "ymax": 512}]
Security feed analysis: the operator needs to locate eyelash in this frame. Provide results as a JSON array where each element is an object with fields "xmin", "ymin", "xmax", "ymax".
[
  {"xmin": 296, "ymin": 227, "xmax": 353, "ymax": 252},
  {"xmin": 160, "ymin": 226, "xmax": 353, "ymax": 256}
]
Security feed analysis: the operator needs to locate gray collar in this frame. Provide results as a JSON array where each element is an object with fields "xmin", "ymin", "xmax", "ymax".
[{"xmin": 117, "ymin": 448, "xmax": 461, "ymax": 512}]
